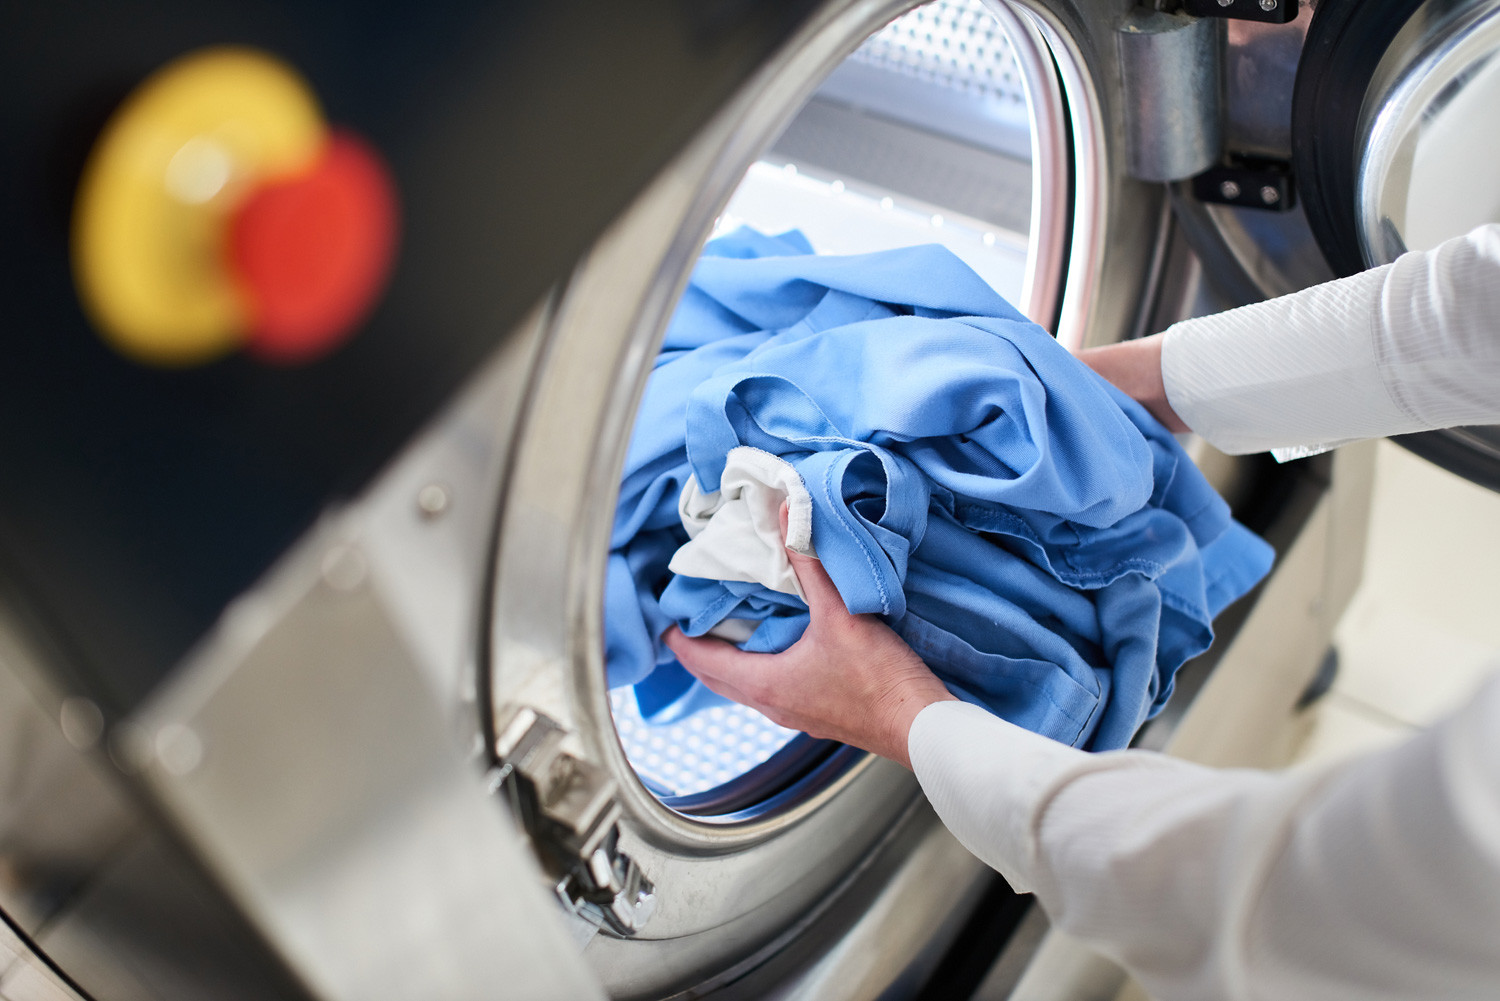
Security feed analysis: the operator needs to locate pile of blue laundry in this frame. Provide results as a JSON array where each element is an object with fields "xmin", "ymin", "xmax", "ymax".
[{"xmin": 606, "ymin": 227, "xmax": 1274, "ymax": 751}]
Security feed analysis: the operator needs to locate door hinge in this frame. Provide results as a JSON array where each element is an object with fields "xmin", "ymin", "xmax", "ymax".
[
  {"xmin": 492, "ymin": 706, "xmax": 656, "ymax": 936},
  {"xmin": 1180, "ymin": 0, "xmax": 1298, "ymax": 24},
  {"xmin": 1192, "ymin": 156, "xmax": 1296, "ymax": 211}
]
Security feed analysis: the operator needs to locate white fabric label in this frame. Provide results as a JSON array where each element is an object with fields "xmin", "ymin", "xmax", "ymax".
[{"xmin": 669, "ymin": 446, "xmax": 817, "ymax": 600}]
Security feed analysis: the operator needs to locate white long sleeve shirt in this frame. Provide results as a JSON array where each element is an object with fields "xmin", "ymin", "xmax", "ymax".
[{"xmin": 909, "ymin": 223, "xmax": 1500, "ymax": 1000}]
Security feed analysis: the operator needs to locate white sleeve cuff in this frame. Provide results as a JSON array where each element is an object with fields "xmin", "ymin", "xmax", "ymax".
[
  {"xmin": 908, "ymin": 700, "xmax": 1145, "ymax": 891},
  {"xmin": 1162, "ymin": 223, "xmax": 1500, "ymax": 456},
  {"xmin": 1160, "ymin": 266, "xmax": 1405, "ymax": 456}
]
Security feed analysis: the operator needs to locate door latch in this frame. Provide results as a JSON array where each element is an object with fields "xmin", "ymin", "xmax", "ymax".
[{"xmin": 492, "ymin": 706, "xmax": 656, "ymax": 936}]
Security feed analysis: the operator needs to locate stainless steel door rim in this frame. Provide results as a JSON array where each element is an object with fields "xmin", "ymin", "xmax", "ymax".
[{"xmin": 486, "ymin": 0, "xmax": 1172, "ymax": 995}]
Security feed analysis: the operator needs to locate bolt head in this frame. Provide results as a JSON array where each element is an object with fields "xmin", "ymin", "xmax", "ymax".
[
  {"xmin": 1261, "ymin": 185, "xmax": 1281, "ymax": 205},
  {"xmin": 1217, "ymin": 0, "xmax": 1233, "ymax": 6},
  {"xmin": 1219, "ymin": 179, "xmax": 1242, "ymax": 200},
  {"xmin": 1260, "ymin": 0, "xmax": 1277, "ymax": 9}
]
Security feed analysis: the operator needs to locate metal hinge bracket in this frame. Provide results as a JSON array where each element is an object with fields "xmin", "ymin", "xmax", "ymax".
[
  {"xmin": 1192, "ymin": 156, "xmax": 1296, "ymax": 211},
  {"xmin": 1180, "ymin": 0, "xmax": 1298, "ymax": 25},
  {"xmin": 491, "ymin": 706, "xmax": 656, "ymax": 936}
]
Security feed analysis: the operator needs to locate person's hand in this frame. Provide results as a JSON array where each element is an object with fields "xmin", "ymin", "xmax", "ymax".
[
  {"xmin": 1075, "ymin": 332, "xmax": 1188, "ymax": 433},
  {"xmin": 663, "ymin": 504, "xmax": 956, "ymax": 769}
]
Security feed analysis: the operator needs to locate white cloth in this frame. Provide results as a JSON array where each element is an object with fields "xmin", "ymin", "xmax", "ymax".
[
  {"xmin": 1162, "ymin": 222, "xmax": 1500, "ymax": 457},
  {"xmin": 669, "ymin": 446, "xmax": 816, "ymax": 600},
  {"xmin": 910, "ymin": 225, "xmax": 1500, "ymax": 1000}
]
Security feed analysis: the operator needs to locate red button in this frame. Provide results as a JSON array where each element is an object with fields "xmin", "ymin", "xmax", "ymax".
[{"xmin": 228, "ymin": 131, "xmax": 399, "ymax": 363}]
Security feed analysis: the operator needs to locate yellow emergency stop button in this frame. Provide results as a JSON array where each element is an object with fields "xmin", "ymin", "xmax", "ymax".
[{"xmin": 72, "ymin": 47, "xmax": 326, "ymax": 365}]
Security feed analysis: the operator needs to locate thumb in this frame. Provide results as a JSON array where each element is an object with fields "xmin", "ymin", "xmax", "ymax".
[{"xmin": 778, "ymin": 499, "xmax": 844, "ymax": 620}]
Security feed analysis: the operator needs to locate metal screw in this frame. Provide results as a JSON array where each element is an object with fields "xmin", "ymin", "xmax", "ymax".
[
  {"xmin": 1261, "ymin": 185, "xmax": 1281, "ymax": 205},
  {"xmin": 1216, "ymin": 0, "xmax": 1232, "ymax": 7},
  {"xmin": 417, "ymin": 482, "xmax": 451, "ymax": 520},
  {"xmin": 1219, "ymin": 179, "xmax": 1242, "ymax": 200},
  {"xmin": 1260, "ymin": 0, "xmax": 1277, "ymax": 9}
]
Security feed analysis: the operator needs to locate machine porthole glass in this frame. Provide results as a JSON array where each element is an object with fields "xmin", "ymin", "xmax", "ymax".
[
  {"xmin": 607, "ymin": 0, "xmax": 1067, "ymax": 813},
  {"xmin": 1358, "ymin": 0, "xmax": 1500, "ymax": 262},
  {"xmin": 1351, "ymin": 0, "xmax": 1500, "ymax": 491}
]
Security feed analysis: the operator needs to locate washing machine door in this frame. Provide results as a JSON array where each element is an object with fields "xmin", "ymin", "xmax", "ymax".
[{"xmin": 1293, "ymin": 0, "xmax": 1500, "ymax": 489}]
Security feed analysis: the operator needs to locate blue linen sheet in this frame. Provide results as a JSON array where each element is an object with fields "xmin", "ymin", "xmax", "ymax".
[{"xmin": 606, "ymin": 226, "xmax": 1274, "ymax": 751}]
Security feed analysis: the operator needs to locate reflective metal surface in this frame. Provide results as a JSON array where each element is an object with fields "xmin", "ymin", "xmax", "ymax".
[
  {"xmin": 1116, "ymin": 9, "xmax": 1222, "ymax": 182},
  {"xmin": 1358, "ymin": 0, "xmax": 1500, "ymax": 261},
  {"xmin": 989, "ymin": 0, "xmax": 1072, "ymax": 324},
  {"xmin": 487, "ymin": 0, "xmax": 1179, "ymax": 995},
  {"xmin": 0, "ymin": 596, "xmax": 313, "ymax": 1001},
  {"xmin": 124, "ymin": 515, "xmax": 605, "ymax": 1001},
  {"xmin": 1351, "ymin": 0, "xmax": 1500, "ymax": 489},
  {"xmin": 1224, "ymin": 10, "xmax": 1315, "ymax": 159},
  {"xmin": 1184, "ymin": 1, "xmax": 1336, "ymax": 303}
]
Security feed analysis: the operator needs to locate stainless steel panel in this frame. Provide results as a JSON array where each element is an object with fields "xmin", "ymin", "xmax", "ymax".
[
  {"xmin": 122, "ymin": 519, "xmax": 603, "ymax": 1001},
  {"xmin": 1116, "ymin": 10, "xmax": 1223, "ymax": 182}
]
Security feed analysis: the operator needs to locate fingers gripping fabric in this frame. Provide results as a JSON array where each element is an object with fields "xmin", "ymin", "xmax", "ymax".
[
  {"xmin": 671, "ymin": 446, "xmax": 816, "ymax": 600},
  {"xmin": 607, "ymin": 227, "xmax": 1274, "ymax": 748}
]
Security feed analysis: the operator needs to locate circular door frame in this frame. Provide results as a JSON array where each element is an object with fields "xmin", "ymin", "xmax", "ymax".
[{"xmin": 485, "ymin": 0, "xmax": 1170, "ymax": 994}]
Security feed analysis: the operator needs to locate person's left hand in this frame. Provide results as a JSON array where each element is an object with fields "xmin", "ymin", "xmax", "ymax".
[{"xmin": 663, "ymin": 505, "xmax": 956, "ymax": 769}]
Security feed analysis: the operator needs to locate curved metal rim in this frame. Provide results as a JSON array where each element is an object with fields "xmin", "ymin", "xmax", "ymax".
[
  {"xmin": 1291, "ymin": 0, "xmax": 1426, "ymax": 277},
  {"xmin": 1356, "ymin": 0, "xmax": 1500, "ymax": 264},
  {"xmin": 485, "ymin": 0, "xmax": 1118, "ymax": 977},
  {"xmin": 1308, "ymin": 0, "xmax": 1500, "ymax": 492},
  {"xmin": 988, "ymin": 0, "xmax": 1074, "ymax": 331},
  {"xmin": 1013, "ymin": 0, "xmax": 1106, "ymax": 351},
  {"xmin": 490, "ymin": 0, "xmax": 1090, "ymax": 850},
  {"xmin": 663, "ymin": 740, "xmax": 860, "ymax": 818}
]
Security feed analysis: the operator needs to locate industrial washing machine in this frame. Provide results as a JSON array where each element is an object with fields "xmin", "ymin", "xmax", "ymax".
[{"xmin": 2, "ymin": 0, "xmax": 1498, "ymax": 998}]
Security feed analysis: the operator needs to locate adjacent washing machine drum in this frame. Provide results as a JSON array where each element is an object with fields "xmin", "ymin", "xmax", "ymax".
[{"xmin": 1295, "ymin": 0, "xmax": 1500, "ymax": 490}]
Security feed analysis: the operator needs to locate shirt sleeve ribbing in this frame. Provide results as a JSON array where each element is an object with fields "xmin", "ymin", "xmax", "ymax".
[{"xmin": 1162, "ymin": 223, "xmax": 1500, "ymax": 455}]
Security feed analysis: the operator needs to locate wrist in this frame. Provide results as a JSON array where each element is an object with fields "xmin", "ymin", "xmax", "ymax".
[
  {"xmin": 1077, "ymin": 334, "xmax": 1187, "ymax": 433},
  {"xmin": 881, "ymin": 680, "xmax": 957, "ymax": 769}
]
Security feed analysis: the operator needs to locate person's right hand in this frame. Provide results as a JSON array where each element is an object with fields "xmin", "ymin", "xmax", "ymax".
[{"xmin": 663, "ymin": 505, "xmax": 955, "ymax": 769}]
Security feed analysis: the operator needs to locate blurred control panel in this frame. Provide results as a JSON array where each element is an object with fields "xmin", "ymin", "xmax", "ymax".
[{"xmin": 0, "ymin": 0, "xmax": 817, "ymax": 713}]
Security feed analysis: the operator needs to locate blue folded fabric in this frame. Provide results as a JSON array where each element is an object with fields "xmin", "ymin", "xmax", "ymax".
[{"xmin": 607, "ymin": 226, "xmax": 1274, "ymax": 751}]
